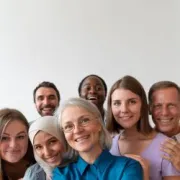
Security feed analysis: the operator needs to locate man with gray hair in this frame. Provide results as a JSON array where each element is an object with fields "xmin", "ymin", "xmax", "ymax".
[{"xmin": 148, "ymin": 80, "xmax": 180, "ymax": 171}]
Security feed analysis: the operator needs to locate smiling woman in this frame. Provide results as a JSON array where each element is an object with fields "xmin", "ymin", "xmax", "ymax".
[
  {"xmin": 106, "ymin": 75, "xmax": 180, "ymax": 180},
  {"xmin": 23, "ymin": 116, "xmax": 74, "ymax": 180},
  {"xmin": 78, "ymin": 74, "xmax": 107, "ymax": 123},
  {"xmin": 0, "ymin": 108, "xmax": 35, "ymax": 180},
  {"xmin": 53, "ymin": 97, "xmax": 143, "ymax": 180}
]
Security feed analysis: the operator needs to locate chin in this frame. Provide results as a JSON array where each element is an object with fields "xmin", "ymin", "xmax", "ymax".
[{"xmin": 50, "ymin": 161, "xmax": 60, "ymax": 168}]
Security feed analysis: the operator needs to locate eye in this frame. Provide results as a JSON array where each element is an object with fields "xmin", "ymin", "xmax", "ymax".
[
  {"xmin": 168, "ymin": 104, "xmax": 176, "ymax": 108},
  {"xmin": 17, "ymin": 135, "xmax": 26, "ymax": 140},
  {"xmin": 95, "ymin": 85, "xmax": 103, "ymax": 91},
  {"xmin": 112, "ymin": 101, "xmax": 121, "ymax": 106},
  {"xmin": 82, "ymin": 85, "xmax": 91, "ymax": 91},
  {"xmin": 81, "ymin": 117, "xmax": 91, "ymax": 124},
  {"xmin": 1, "ymin": 136, "xmax": 10, "ymax": 142},
  {"xmin": 63, "ymin": 124, "xmax": 74, "ymax": 131},
  {"xmin": 34, "ymin": 145, "xmax": 42, "ymax": 150},
  {"xmin": 49, "ymin": 139, "xmax": 57, "ymax": 145},
  {"xmin": 37, "ymin": 96, "xmax": 44, "ymax": 101},
  {"xmin": 48, "ymin": 95, "xmax": 56, "ymax": 100},
  {"xmin": 129, "ymin": 99, "xmax": 136, "ymax": 105},
  {"xmin": 153, "ymin": 104, "xmax": 161, "ymax": 110}
]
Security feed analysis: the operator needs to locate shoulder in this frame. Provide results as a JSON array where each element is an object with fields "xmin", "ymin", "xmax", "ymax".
[
  {"xmin": 152, "ymin": 133, "xmax": 170, "ymax": 144},
  {"xmin": 107, "ymin": 150, "xmax": 141, "ymax": 167},
  {"xmin": 24, "ymin": 163, "xmax": 45, "ymax": 180}
]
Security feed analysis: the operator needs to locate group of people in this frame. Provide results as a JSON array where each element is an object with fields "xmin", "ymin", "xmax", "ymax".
[{"xmin": 0, "ymin": 74, "xmax": 180, "ymax": 180}]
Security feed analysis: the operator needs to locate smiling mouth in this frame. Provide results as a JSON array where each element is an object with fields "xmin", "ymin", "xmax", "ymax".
[
  {"xmin": 45, "ymin": 154, "xmax": 58, "ymax": 163},
  {"xmin": 75, "ymin": 135, "xmax": 89, "ymax": 142},
  {"xmin": 159, "ymin": 119, "xmax": 172, "ymax": 124},
  {"xmin": 120, "ymin": 116, "xmax": 132, "ymax": 120},
  {"xmin": 88, "ymin": 97, "xmax": 98, "ymax": 100}
]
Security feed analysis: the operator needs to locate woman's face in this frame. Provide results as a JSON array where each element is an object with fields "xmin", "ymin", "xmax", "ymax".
[
  {"xmin": 111, "ymin": 88, "xmax": 142, "ymax": 129},
  {"xmin": 80, "ymin": 76, "xmax": 106, "ymax": 108},
  {"xmin": 0, "ymin": 120, "xmax": 28, "ymax": 163},
  {"xmin": 33, "ymin": 131, "xmax": 64, "ymax": 167},
  {"xmin": 61, "ymin": 106, "xmax": 102, "ymax": 155}
]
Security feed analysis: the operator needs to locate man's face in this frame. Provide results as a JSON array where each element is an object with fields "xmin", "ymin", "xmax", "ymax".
[
  {"xmin": 35, "ymin": 87, "xmax": 59, "ymax": 116},
  {"xmin": 150, "ymin": 87, "xmax": 180, "ymax": 137}
]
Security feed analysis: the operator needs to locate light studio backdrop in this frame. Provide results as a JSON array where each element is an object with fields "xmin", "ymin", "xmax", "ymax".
[{"xmin": 0, "ymin": 0, "xmax": 179, "ymax": 123}]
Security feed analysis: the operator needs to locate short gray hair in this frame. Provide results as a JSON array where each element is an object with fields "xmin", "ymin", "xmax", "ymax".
[{"xmin": 59, "ymin": 97, "xmax": 112, "ymax": 150}]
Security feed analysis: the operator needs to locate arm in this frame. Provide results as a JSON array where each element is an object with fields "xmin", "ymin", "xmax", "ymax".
[
  {"xmin": 125, "ymin": 154, "xmax": 149, "ymax": 180},
  {"xmin": 161, "ymin": 139, "xmax": 180, "ymax": 171}
]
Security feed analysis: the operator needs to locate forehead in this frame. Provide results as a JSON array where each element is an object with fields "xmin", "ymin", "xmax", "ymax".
[
  {"xmin": 111, "ymin": 88, "xmax": 140, "ymax": 100},
  {"xmin": 152, "ymin": 87, "xmax": 179, "ymax": 103},
  {"xmin": 62, "ymin": 106, "xmax": 93, "ymax": 122},
  {"xmin": 34, "ymin": 131, "xmax": 54, "ymax": 144},
  {"xmin": 3, "ymin": 120, "xmax": 27, "ymax": 135},
  {"xmin": 35, "ymin": 87, "xmax": 57, "ymax": 97},
  {"xmin": 82, "ymin": 76, "xmax": 104, "ymax": 87}
]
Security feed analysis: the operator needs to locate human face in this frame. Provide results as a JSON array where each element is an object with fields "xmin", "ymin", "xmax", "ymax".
[
  {"xmin": 33, "ymin": 131, "xmax": 64, "ymax": 167},
  {"xmin": 35, "ymin": 87, "xmax": 59, "ymax": 116},
  {"xmin": 111, "ymin": 88, "xmax": 142, "ymax": 129},
  {"xmin": 80, "ymin": 76, "xmax": 106, "ymax": 108},
  {"xmin": 61, "ymin": 106, "xmax": 102, "ymax": 155},
  {"xmin": 150, "ymin": 87, "xmax": 180, "ymax": 136},
  {"xmin": 0, "ymin": 120, "xmax": 28, "ymax": 163}
]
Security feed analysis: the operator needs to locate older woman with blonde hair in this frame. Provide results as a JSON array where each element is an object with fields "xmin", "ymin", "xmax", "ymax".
[{"xmin": 53, "ymin": 97, "xmax": 143, "ymax": 179}]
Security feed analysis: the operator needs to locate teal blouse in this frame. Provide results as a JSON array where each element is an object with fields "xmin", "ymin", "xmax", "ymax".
[{"xmin": 52, "ymin": 150, "xmax": 143, "ymax": 180}]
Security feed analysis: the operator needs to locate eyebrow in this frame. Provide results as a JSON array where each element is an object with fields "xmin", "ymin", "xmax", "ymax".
[
  {"xmin": 2, "ymin": 131, "xmax": 27, "ymax": 136},
  {"xmin": 34, "ymin": 136, "xmax": 57, "ymax": 146},
  {"xmin": 63, "ymin": 115, "xmax": 91, "ymax": 124}
]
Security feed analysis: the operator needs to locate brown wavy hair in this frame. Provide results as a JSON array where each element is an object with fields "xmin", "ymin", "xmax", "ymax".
[{"xmin": 106, "ymin": 75, "xmax": 153, "ymax": 135}]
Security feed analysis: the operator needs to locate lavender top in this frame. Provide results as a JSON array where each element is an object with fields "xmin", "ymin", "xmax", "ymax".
[{"xmin": 110, "ymin": 133, "xmax": 180, "ymax": 180}]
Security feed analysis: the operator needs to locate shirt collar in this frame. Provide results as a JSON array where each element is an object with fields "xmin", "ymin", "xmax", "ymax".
[{"xmin": 76, "ymin": 150, "xmax": 113, "ymax": 175}]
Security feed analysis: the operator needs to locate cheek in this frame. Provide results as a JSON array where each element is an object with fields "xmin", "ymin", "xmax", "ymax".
[
  {"xmin": 0, "ymin": 143, "xmax": 8, "ymax": 155},
  {"xmin": 20, "ymin": 139, "xmax": 29, "ymax": 154},
  {"xmin": 55, "ymin": 143, "xmax": 65, "ymax": 153},
  {"xmin": 35, "ymin": 149, "xmax": 43, "ymax": 158},
  {"xmin": 64, "ymin": 134, "xmax": 72, "ymax": 144},
  {"xmin": 111, "ymin": 107, "xmax": 119, "ymax": 116}
]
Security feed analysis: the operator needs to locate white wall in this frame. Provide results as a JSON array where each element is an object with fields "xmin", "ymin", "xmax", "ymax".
[{"xmin": 0, "ymin": 0, "xmax": 179, "ymax": 121}]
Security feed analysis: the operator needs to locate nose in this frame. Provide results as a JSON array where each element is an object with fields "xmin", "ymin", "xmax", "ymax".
[
  {"xmin": 89, "ymin": 86, "xmax": 96, "ymax": 94},
  {"xmin": 43, "ymin": 98, "xmax": 50, "ymax": 105},
  {"xmin": 73, "ymin": 124, "xmax": 83, "ymax": 134},
  {"xmin": 43, "ymin": 146, "xmax": 51, "ymax": 156},
  {"xmin": 161, "ymin": 106, "xmax": 169, "ymax": 116},
  {"xmin": 9, "ymin": 138, "xmax": 17, "ymax": 148},
  {"xmin": 120, "ymin": 102, "xmax": 128, "ymax": 113}
]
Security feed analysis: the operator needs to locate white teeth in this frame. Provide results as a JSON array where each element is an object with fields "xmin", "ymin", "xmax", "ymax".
[
  {"xmin": 88, "ymin": 96, "xmax": 97, "ymax": 100},
  {"xmin": 46, "ymin": 155, "xmax": 56, "ymax": 162},
  {"xmin": 76, "ymin": 136, "xmax": 89, "ymax": 142},
  {"xmin": 160, "ymin": 119, "xmax": 171, "ymax": 123},
  {"xmin": 121, "ymin": 116, "xmax": 131, "ymax": 120}
]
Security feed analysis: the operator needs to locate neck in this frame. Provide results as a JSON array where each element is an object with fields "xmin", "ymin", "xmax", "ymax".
[
  {"xmin": 79, "ymin": 145, "xmax": 102, "ymax": 164},
  {"xmin": 164, "ymin": 126, "xmax": 180, "ymax": 137},
  {"xmin": 122, "ymin": 127, "xmax": 144, "ymax": 140},
  {"xmin": 97, "ymin": 106, "xmax": 105, "ymax": 119}
]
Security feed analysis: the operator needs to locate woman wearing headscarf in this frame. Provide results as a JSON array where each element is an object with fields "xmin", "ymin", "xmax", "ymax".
[{"xmin": 24, "ymin": 116, "xmax": 74, "ymax": 180}]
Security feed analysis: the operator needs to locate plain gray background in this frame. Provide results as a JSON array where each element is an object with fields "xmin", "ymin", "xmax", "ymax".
[{"xmin": 0, "ymin": 0, "xmax": 179, "ymax": 122}]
